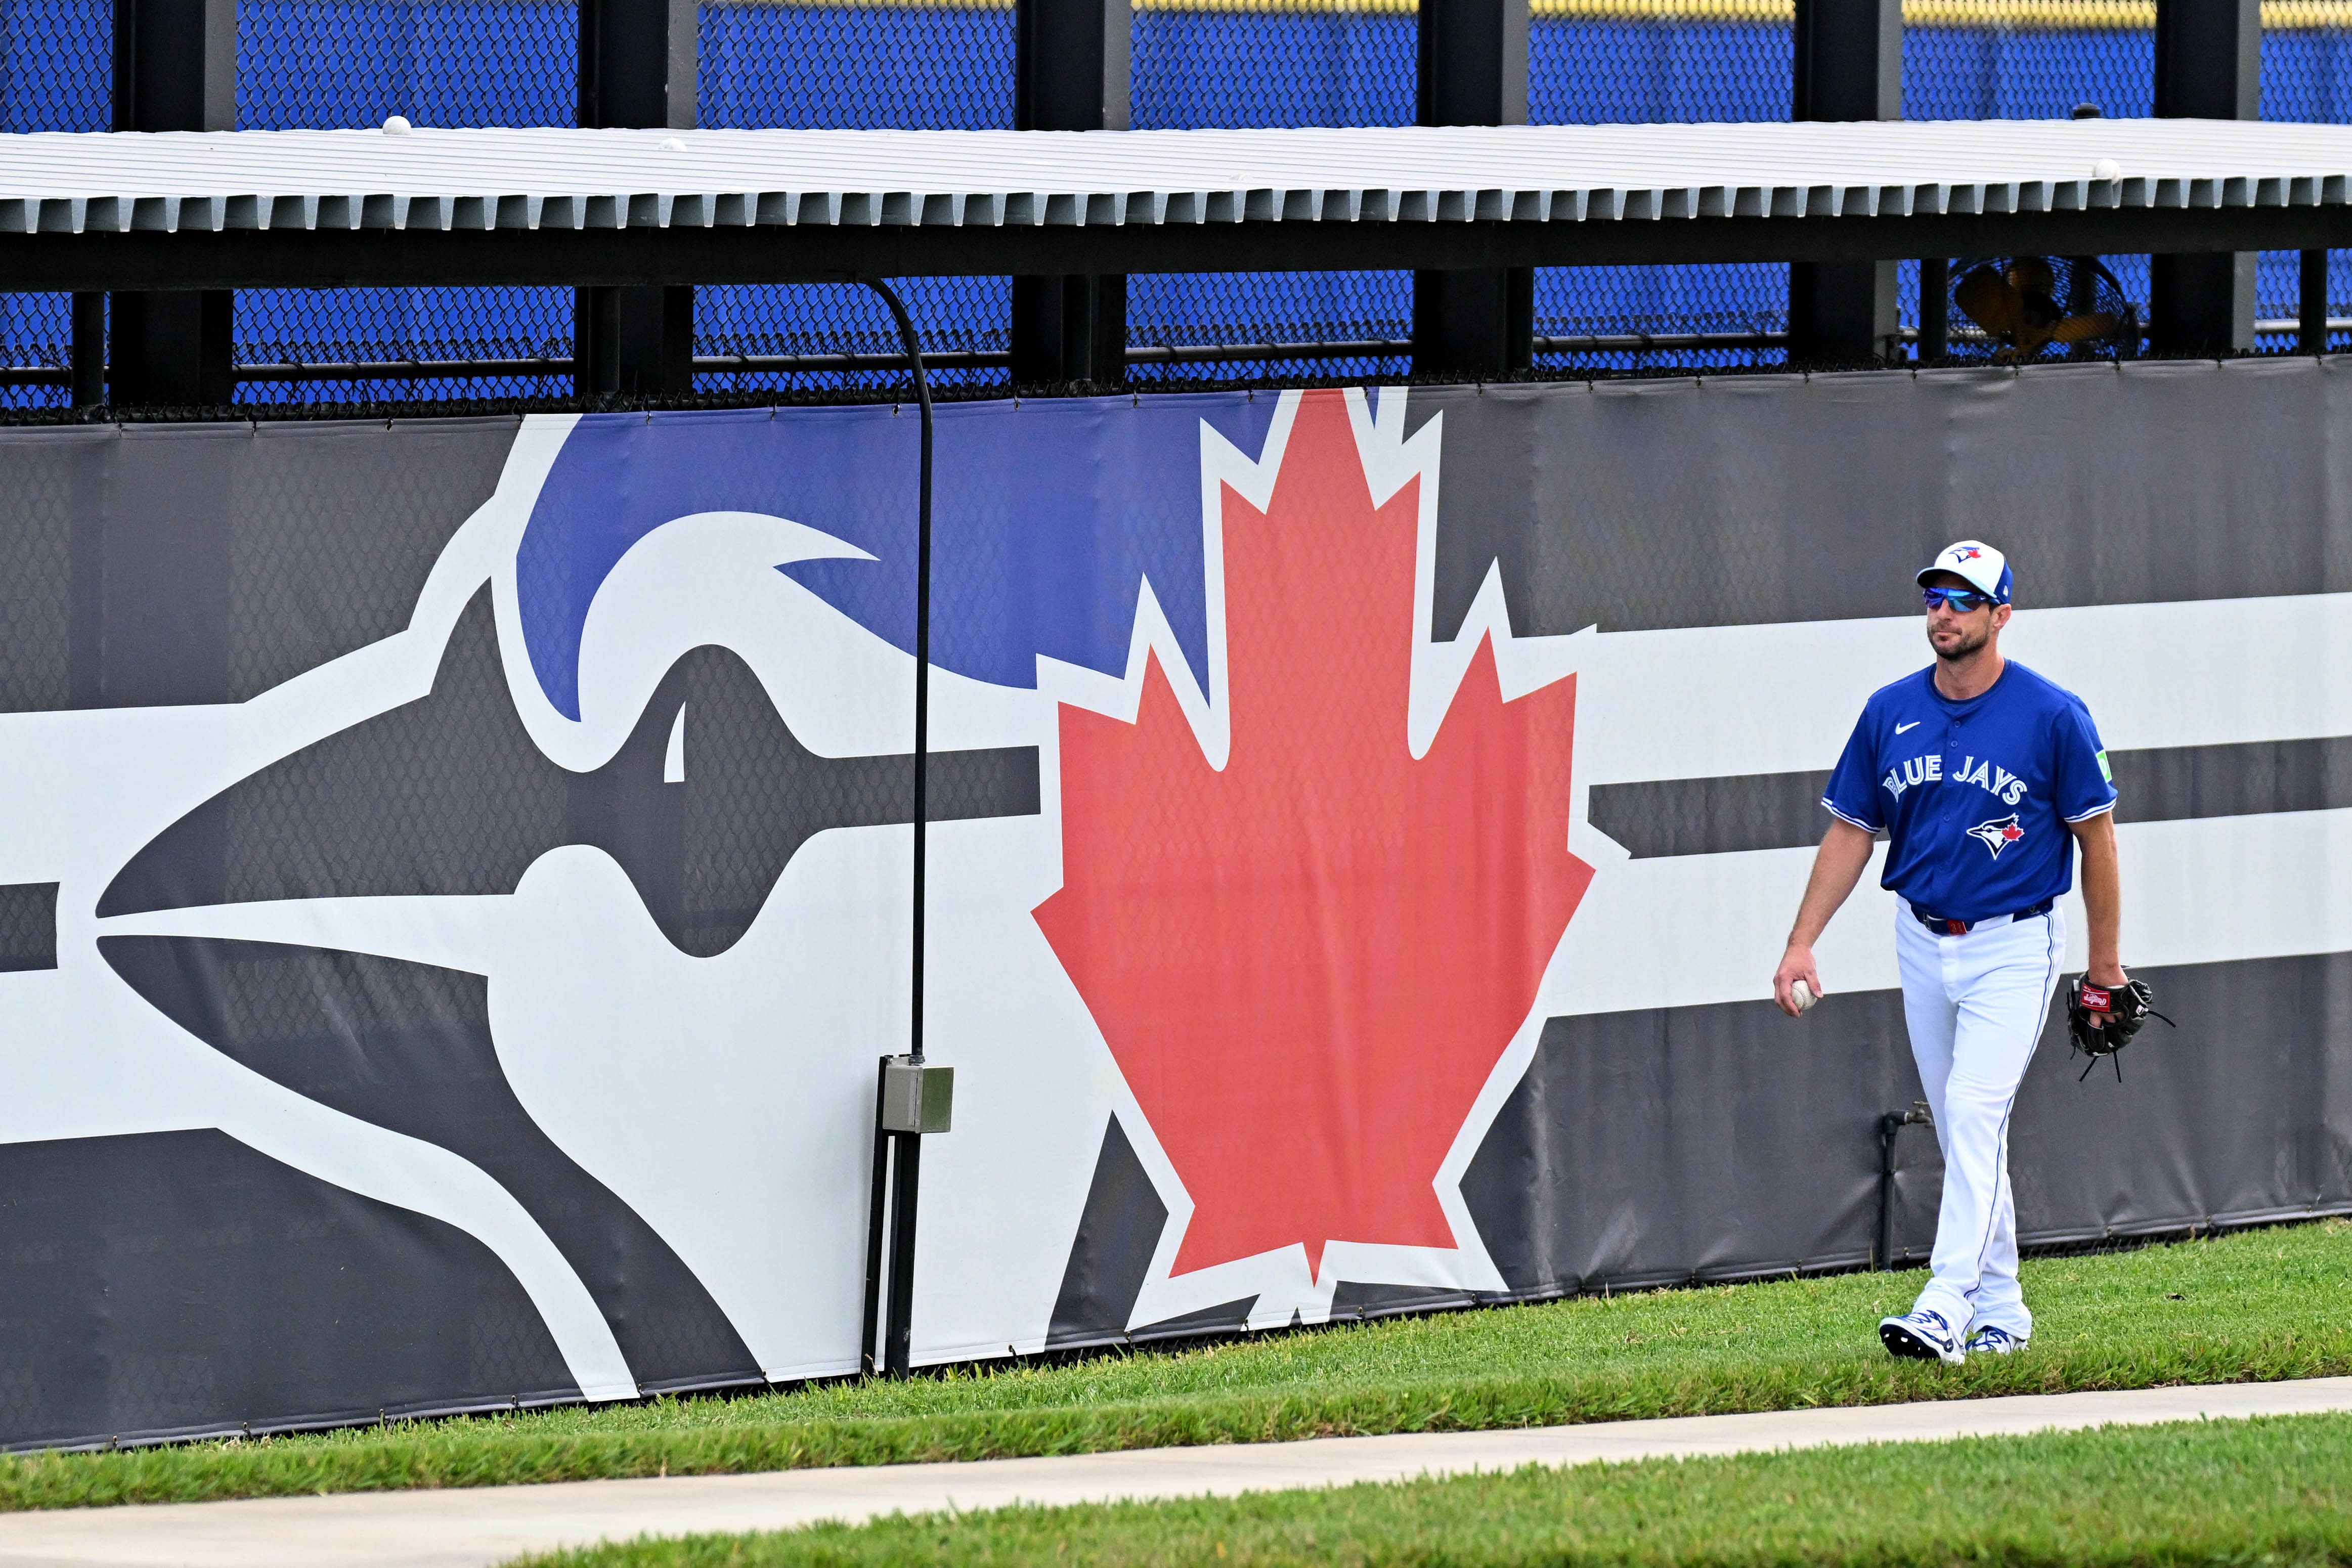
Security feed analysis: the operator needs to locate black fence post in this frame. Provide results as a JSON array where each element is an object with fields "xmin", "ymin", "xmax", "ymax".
[
  {"xmin": 2152, "ymin": 0, "xmax": 2259, "ymax": 357},
  {"xmin": 1412, "ymin": 0, "xmax": 1532, "ymax": 380},
  {"xmin": 859, "ymin": 1054, "xmax": 894, "ymax": 1374},
  {"xmin": 576, "ymin": 0, "xmax": 698, "ymax": 397},
  {"xmin": 2300, "ymin": 249, "xmax": 2329, "ymax": 354},
  {"xmin": 883, "ymin": 1118, "xmax": 924, "ymax": 1374},
  {"xmin": 70, "ymin": 293, "xmax": 107, "ymax": 408},
  {"xmin": 1012, "ymin": 0, "xmax": 1130, "ymax": 387},
  {"xmin": 1789, "ymin": 0, "xmax": 1900, "ymax": 366},
  {"xmin": 107, "ymin": 0, "xmax": 236, "ymax": 406},
  {"xmin": 1917, "ymin": 257, "xmax": 1949, "ymax": 363}
]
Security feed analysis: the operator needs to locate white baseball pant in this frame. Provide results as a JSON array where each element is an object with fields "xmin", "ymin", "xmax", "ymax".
[{"xmin": 1893, "ymin": 899, "xmax": 2067, "ymax": 1339}]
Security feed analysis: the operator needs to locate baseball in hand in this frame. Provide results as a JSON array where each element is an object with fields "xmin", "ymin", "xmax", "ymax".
[{"xmin": 1790, "ymin": 980, "xmax": 1818, "ymax": 1014}]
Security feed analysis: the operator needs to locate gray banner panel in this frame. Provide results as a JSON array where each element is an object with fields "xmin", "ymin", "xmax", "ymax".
[
  {"xmin": 4, "ymin": 366, "xmax": 2348, "ymax": 1450},
  {"xmin": 1459, "ymin": 949, "xmax": 2352, "ymax": 1296},
  {"xmin": 0, "ymin": 418, "xmax": 519, "ymax": 714},
  {"xmin": 1590, "ymin": 736, "xmax": 2352, "ymax": 859},
  {"xmin": 1421, "ymin": 359, "xmax": 2352, "ymax": 641},
  {"xmin": 0, "ymin": 882, "xmax": 57, "ymax": 972}
]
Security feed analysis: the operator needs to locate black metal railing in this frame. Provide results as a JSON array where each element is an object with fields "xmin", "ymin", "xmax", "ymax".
[{"xmin": 14, "ymin": 316, "xmax": 2352, "ymax": 399}]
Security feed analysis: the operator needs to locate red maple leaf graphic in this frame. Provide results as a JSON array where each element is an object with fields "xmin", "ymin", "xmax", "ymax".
[{"xmin": 1032, "ymin": 390, "xmax": 1593, "ymax": 1280}]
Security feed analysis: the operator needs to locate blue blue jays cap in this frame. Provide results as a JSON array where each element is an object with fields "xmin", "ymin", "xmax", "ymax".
[{"xmin": 1917, "ymin": 540, "xmax": 2013, "ymax": 605}]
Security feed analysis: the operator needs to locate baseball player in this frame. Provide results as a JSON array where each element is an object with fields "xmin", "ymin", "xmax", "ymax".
[{"xmin": 1772, "ymin": 540, "xmax": 2129, "ymax": 1363}]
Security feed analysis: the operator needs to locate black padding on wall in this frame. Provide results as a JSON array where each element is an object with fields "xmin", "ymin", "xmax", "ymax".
[
  {"xmin": 0, "ymin": 1129, "xmax": 576, "ymax": 1450},
  {"xmin": 97, "ymin": 935, "xmax": 761, "ymax": 1393},
  {"xmin": 1463, "ymin": 992, "xmax": 1927, "ymax": 1293},
  {"xmin": 0, "ymin": 883, "xmax": 57, "ymax": 972},
  {"xmin": 1589, "ymin": 772, "xmax": 1836, "ymax": 859},
  {"xmin": 1463, "ymin": 950, "xmax": 2352, "ymax": 1296},
  {"xmin": 1048, "ymin": 1115, "xmax": 1171, "ymax": 1349},
  {"xmin": 1421, "ymin": 362, "xmax": 2352, "ymax": 642},
  {"xmin": 0, "ymin": 420, "xmax": 515, "ymax": 715},
  {"xmin": 98, "ymin": 590, "xmax": 1039, "ymax": 957},
  {"xmin": 11, "ymin": 365, "xmax": 2352, "ymax": 1452}
]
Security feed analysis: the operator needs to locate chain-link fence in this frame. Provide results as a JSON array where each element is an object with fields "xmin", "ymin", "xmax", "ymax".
[
  {"xmin": 0, "ymin": 0, "xmax": 106, "ymax": 133},
  {"xmin": 1124, "ymin": 0, "xmax": 1416, "ymax": 385},
  {"xmin": 1529, "ymin": 0, "xmax": 1790, "ymax": 371},
  {"xmin": 0, "ymin": 0, "xmax": 107, "ymax": 407},
  {"xmin": 696, "ymin": 0, "xmax": 1016, "ymax": 397},
  {"xmin": 232, "ymin": 0, "xmax": 577, "ymax": 405},
  {"xmin": 2263, "ymin": 8, "xmax": 2352, "ymax": 350},
  {"xmin": 1894, "ymin": 1, "xmax": 2150, "ymax": 362},
  {"xmin": 8, "ymin": 0, "xmax": 2352, "ymax": 403},
  {"xmin": 1903, "ymin": 5, "xmax": 2152, "ymax": 118},
  {"xmin": 238, "ymin": 0, "xmax": 575, "ymax": 126}
]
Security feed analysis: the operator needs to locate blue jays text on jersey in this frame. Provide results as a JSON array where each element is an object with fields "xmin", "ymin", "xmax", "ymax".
[{"xmin": 1822, "ymin": 662, "xmax": 2118, "ymax": 925}]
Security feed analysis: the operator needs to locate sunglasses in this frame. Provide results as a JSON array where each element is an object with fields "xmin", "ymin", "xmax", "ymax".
[{"xmin": 1922, "ymin": 585, "xmax": 1994, "ymax": 614}]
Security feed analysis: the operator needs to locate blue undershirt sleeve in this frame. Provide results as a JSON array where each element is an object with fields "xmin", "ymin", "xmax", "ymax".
[
  {"xmin": 2054, "ymin": 701, "xmax": 2119, "ymax": 822},
  {"xmin": 1821, "ymin": 709, "xmax": 1885, "ymax": 832}
]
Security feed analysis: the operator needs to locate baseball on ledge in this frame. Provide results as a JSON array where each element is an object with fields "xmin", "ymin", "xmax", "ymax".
[{"xmin": 1790, "ymin": 980, "xmax": 1818, "ymax": 1014}]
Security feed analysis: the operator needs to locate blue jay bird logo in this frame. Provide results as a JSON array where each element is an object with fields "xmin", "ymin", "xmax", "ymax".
[{"xmin": 1968, "ymin": 813, "xmax": 2026, "ymax": 857}]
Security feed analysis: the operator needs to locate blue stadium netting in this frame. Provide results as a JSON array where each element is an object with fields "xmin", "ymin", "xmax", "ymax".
[
  {"xmin": 5, "ymin": 2, "xmax": 2352, "ymax": 403},
  {"xmin": 1128, "ymin": 1, "xmax": 1416, "ymax": 385},
  {"xmin": 1531, "ymin": 7, "xmax": 1790, "ymax": 371},
  {"xmin": 0, "ymin": 0, "xmax": 107, "ymax": 405},
  {"xmin": 232, "ymin": 0, "xmax": 577, "ymax": 404},
  {"xmin": 696, "ymin": 1, "xmax": 1015, "ymax": 396}
]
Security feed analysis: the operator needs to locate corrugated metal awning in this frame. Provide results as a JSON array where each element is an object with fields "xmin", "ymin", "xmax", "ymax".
[
  {"xmin": 3, "ymin": 118, "xmax": 2346, "ymax": 234},
  {"xmin": 5, "ymin": 118, "xmax": 2346, "ymax": 288}
]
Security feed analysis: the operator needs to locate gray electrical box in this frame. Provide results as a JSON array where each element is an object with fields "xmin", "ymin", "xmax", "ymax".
[{"xmin": 879, "ymin": 1057, "xmax": 954, "ymax": 1134}]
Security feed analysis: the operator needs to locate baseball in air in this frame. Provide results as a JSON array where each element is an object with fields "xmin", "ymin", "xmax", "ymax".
[
  {"xmin": 2092, "ymin": 158, "xmax": 2122, "ymax": 181},
  {"xmin": 1791, "ymin": 980, "xmax": 1818, "ymax": 1014}
]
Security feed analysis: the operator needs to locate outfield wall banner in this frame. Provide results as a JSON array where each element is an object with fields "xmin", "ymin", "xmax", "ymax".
[{"xmin": 5, "ymin": 361, "xmax": 2351, "ymax": 1449}]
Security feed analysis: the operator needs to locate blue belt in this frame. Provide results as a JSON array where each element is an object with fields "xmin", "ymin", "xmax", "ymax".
[{"xmin": 1911, "ymin": 898, "xmax": 2053, "ymax": 937}]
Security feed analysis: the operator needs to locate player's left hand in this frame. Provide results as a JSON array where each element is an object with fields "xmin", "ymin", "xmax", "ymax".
[
  {"xmin": 2067, "ymin": 972, "xmax": 2171, "ymax": 1072},
  {"xmin": 2083, "ymin": 964, "xmax": 2128, "ymax": 1023}
]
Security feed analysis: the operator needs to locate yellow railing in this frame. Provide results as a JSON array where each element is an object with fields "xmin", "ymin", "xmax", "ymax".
[
  {"xmin": 1157, "ymin": 0, "xmax": 2352, "ymax": 27},
  {"xmin": 718, "ymin": 0, "xmax": 2352, "ymax": 30}
]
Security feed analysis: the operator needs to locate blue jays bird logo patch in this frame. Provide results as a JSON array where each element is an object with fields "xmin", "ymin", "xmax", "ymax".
[{"xmin": 1968, "ymin": 813, "xmax": 2027, "ymax": 857}]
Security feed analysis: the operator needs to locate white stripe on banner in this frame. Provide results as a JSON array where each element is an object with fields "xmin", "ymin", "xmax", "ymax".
[
  {"xmin": 1537, "ymin": 591, "xmax": 2352, "ymax": 787},
  {"xmin": 1541, "ymin": 806, "xmax": 2352, "ymax": 1018}
]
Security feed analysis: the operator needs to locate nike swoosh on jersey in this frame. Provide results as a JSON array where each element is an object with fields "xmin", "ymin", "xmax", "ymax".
[{"xmin": 1896, "ymin": 721, "xmax": 1923, "ymax": 733}]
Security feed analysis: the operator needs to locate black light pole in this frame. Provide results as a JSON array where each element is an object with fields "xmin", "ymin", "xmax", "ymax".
[
  {"xmin": 866, "ymin": 277, "xmax": 935, "ymax": 1076},
  {"xmin": 858, "ymin": 277, "xmax": 953, "ymax": 1379}
]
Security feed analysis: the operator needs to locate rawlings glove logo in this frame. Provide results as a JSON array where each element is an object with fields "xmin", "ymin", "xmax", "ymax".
[{"xmin": 2068, "ymin": 975, "xmax": 2176, "ymax": 1081}]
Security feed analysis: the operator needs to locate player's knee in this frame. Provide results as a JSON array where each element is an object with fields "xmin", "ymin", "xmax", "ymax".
[{"xmin": 1938, "ymin": 1081, "xmax": 2013, "ymax": 1119}]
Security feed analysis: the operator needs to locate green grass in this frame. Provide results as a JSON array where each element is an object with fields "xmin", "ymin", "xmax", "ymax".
[
  {"xmin": 524, "ymin": 1412, "xmax": 2352, "ymax": 1567},
  {"xmin": 6, "ymin": 1219, "xmax": 2349, "ymax": 1514}
]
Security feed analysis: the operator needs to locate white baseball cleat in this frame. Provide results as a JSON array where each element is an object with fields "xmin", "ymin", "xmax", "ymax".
[
  {"xmin": 1966, "ymin": 1324, "xmax": 2029, "ymax": 1355},
  {"xmin": 1879, "ymin": 1309, "xmax": 1966, "ymax": 1364}
]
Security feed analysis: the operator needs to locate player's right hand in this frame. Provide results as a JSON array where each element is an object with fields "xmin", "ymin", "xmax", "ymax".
[{"xmin": 1773, "ymin": 945, "xmax": 1825, "ymax": 1018}]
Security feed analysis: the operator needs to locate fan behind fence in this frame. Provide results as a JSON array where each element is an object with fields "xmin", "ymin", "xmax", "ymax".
[{"xmin": 1947, "ymin": 256, "xmax": 2139, "ymax": 363}]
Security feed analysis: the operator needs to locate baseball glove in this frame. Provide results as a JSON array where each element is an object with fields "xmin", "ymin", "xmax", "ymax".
[{"xmin": 2067, "ymin": 977, "xmax": 2174, "ymax": 1081}]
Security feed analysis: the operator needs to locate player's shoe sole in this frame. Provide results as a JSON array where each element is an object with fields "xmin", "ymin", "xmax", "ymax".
[{"xmin": 1879, "ymin": 1311, "xmax": 1966, "ymax": 1365}]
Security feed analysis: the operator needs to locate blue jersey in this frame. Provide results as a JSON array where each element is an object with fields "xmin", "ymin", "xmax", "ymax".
[{"xmin": 1822, "ymin": 662, "xmax": 2117, "ymax": 924}]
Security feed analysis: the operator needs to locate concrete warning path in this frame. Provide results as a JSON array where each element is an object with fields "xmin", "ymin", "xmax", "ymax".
[{"xmin": 5, "ymin": 1377, "xmax": 2351, "ymax": 1568}]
